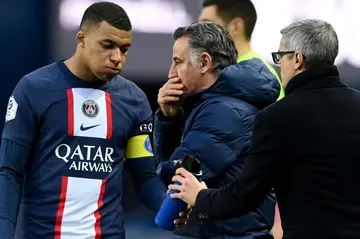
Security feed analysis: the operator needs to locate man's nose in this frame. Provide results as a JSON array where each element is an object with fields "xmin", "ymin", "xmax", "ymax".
[
  {"xmin": 110, "ymin": 48, "xmax": 122, "ymax": 66},
  {"xmin": 168, "ymin": 63, "xmax": 177, "ymax": 79}
]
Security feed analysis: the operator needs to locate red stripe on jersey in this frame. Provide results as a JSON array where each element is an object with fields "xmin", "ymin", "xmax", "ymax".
[
  {"xmin": 54, "ymin": 176, "xmax": 69, "ymax": 239},
  {"xmin": 105, "ymin": 93, "xmax": 113, "ymax": 139},
  {"xmin": 67, "ymin": 89, "xmax": 74, "ymax": 136},
  {"xmin": 94, "ymin": 180, "xmax": 106, "ymax": 239}
]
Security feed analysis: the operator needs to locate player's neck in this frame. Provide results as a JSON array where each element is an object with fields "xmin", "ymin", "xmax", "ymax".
[
  {"xmin": 64, "ymin": 55, "xmax": 97, "ymax": 82},
  {"xmin": 234, "ymin": 39, "xmax": 252, "ymax": 57}
]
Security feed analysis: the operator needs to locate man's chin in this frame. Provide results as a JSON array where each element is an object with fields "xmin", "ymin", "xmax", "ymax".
[
  {"xmin": 98, "ymin": 73, "xmax": 120, "ymax": 82},
  {"xmin": 182, "ymin": 91, "xmax": 196, "ymax": 98}
]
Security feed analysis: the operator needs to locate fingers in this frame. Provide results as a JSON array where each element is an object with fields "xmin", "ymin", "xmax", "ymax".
[
  {"xmin": 168, "ymin": 169, "xmax": 196, "ymax": 202},
  {"xmin": 167, "ymin": 77, "xmax": 181, "ymax": 84},
  {"xmin": 158, "ymin": 86, "xmax": 183, "ymax": 98},
  {"xmin": 165, "ymin": 89, "xmax": 183, "ymax": 96},
  {"xmin": 158, "ymin": 96, "xmax": 181, "ymax": 104},
  {"xmin": 158, "ymin": 78, "xmax": 184, "ymax": 104},
  {"xmin": 174, "ymin": 217, "xmax": 187, "ymax": 227},
  {"xmin": 200, "ymin": 181, "xmax": 208, "ymax": 189},
  {"xmin": 168, "ymin": 183, "xmax": 182, "ymax": 192},
  {"xmin": 179, "ymin": 210, "xmax": 187, "ymax": 217},
  {"xmin": 164, "ymin": 82, "xmax": 184, "ymax": 90},
  {"xmin": 163, "ymin": 77, "xmax": 184, "ymax": 91},
  {"xmin": 170, "ymin": 191, "xmax": 182, "ymax": 199},
  {"xmin": 175, "ymin": 168, "xmax": 192, "ymax": 178},
  {"xmin": 174, "ymin": 209, "xmax": 191, "ymax": 227},
  {"xmin": 172, "ymin": 174, "xmax": 185, "ymax": 183}
]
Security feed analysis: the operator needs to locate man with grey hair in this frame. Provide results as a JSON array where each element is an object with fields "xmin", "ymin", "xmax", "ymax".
[
  {"xmin": 169, "ymin": 19, "xmax": 360, "ymax": 239},
  {"xmin": 153, "ymin": 21, "xmax": 280, "ymax": 238}
]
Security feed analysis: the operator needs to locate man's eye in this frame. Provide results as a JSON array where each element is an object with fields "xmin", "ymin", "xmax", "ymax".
[{"xmin": 102, "ymin": 44, "xmax": 114, "ymax": 49}]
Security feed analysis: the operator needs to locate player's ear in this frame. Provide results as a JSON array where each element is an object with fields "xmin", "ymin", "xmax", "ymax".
[
  {"xmin": 77, "ymin": 31, "xmax": 85, "ymax": 48},
  {"xmin": 228, "ymin": 17, "xmax": 244, "ymax": 38}
]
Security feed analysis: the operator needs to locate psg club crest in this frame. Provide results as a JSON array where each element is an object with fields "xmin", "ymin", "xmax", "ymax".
[
  {"xmin": 144, "ymin": 137, "xmax": 153, "ymax": 154},
  {"xmin": 82, "ymin": 100, "xmax": 99, "ymax": 118}
]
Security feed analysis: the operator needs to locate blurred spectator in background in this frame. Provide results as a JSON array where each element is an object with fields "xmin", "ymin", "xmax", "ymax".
[
  {"xmin": 199, "ymin": 1, "xmax": 284, "ymax": 237},
  {"xmin": 170, "ymin": 19, "xmax": 360, "ymax": 239},
  {"xmin": 199, "ymin": 0, "xmax": 284, "ymax": 101},
  {"xmin": 0, "ymin": 2, "xmax": 166, "ymax": 239},
  {"xmin": 154, "ymin": 21, "xmax": 280, "ymax": 239}
]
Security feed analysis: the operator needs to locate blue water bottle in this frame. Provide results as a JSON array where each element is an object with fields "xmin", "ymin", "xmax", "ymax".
[{"xmin": 155, "ymin": 154, "xmax": 202, "ymax": 231}]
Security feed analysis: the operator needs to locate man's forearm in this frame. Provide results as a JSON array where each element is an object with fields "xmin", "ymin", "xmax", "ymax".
[
  {"xmin": 0, "ymin": 139, "xmax": 29, "ymax": 237},
  {"xmin": 138, "ymin": 175, "xmax": 167, "ymax": 211},
  {"xmin": 0, "ymin": 169, "xmax": 22, "ymax": 238},
  {"xmin": 153, "ymin": 109, "xmax": 185, "ymax": 164},
  {"xmin": 192, "ymin": 158, "xmax": 274, "ymax": 221},
  {"xmin": 125, "ymin": 156, "xmax": 167, "ymax": 212},
  {"xmin": 193, "ymin": 186, "xmax": 250, "ymax": 221}
]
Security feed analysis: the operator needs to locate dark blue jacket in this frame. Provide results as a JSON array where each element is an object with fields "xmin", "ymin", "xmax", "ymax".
[{"xmin": 154, "ymin": 58, "xmax": 280, "ymax": 238}]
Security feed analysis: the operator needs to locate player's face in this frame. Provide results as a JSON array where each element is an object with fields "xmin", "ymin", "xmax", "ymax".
[
  {"xmin": 199, "ymin": 5, "xmax": 226, "ymax": 27},
  {"xmin": 80, "ymin": 21, "xmax": 132, "ymax": 81},
  {"xmin": 199, "ymin": 6, "xmax": 243, "ymax": 41},
  {"xmin": 168, "ymin": 36, "xmax": 202, "ymax": 96},
  {"xmin": 199, "ymin": 6, "xmax": 236, "ymax": 38}
]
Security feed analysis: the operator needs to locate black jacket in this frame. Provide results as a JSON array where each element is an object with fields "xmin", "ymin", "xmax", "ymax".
[{"xmin": 193, "ymin": 66, "xmax": 360, "ymax": 239}]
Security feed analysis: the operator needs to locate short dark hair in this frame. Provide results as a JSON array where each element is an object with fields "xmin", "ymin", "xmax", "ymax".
[
  {"xmin": 79, "ymin": 2, "xmax": 132, "ymax": 31},
  {"xmin": 173, "ymin": 22, "xmax": 237, "ymax": 74},
  {"xmin": 202, "ymin": 0, "xmax": 257, "ymax": 40}
]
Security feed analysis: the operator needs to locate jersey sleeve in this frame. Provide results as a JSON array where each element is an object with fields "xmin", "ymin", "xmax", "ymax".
[
  {"xmin": 0, "ymin": 138, "xmax": 31, "ymax": 238},
  {"xmin": 123, "ymin": 89, "xmax": 166, "ymax": 211},
  {"xmin": 2, "ymin": 77, "xmax": 37, "ymax": 148},
  {"xmin": 124, "ymin": 90, "xmax": 153, "ymax": 159}
]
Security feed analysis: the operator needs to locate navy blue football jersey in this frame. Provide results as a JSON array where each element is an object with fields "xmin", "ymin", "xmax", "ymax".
[{"xmin": 0, "ymin": 61, "xmax": 163, "ymax": 239}]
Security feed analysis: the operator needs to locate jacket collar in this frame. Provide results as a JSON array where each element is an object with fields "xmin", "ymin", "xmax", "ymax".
[
  {"xmin": 285, "ymin": 66, "xmax": 346, "ymax": 95},
  {"xmin": 182, "ymin": 91, "xmax": 203, "ymax": 115}
]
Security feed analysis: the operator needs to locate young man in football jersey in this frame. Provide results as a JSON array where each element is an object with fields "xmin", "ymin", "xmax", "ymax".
[{"xmin": 0, "ymin": 2, "xmax": 166, "ymax": 239}]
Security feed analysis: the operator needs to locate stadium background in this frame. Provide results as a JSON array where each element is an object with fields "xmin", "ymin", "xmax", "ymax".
[{"xmin": 0, "ymin": 0, "xmax": 359, "ymax": 238}]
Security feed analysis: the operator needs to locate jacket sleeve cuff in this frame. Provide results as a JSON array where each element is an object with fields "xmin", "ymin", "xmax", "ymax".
[
  {"xmin": 156, "ymin": 108, "xmax": 185, "ymax": 122},
  {"xmin": 192, "ymin": 189, "xmax": 212, "ymax": 221}
]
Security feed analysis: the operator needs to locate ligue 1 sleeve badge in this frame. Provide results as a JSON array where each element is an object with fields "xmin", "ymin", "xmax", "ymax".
[
  {"xmin": 5, "ymin": 95, "xmax": 18, "ymax": 122},
  {"xmin": 144, "ymin": 136, "xmax": 153, "ymax": 154}
]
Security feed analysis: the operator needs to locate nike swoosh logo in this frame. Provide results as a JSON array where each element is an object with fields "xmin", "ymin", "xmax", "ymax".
[{"xmin": 80, "ymin": 123, "xmax": 100, "ymax": 131}]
